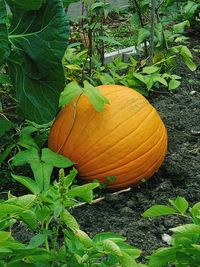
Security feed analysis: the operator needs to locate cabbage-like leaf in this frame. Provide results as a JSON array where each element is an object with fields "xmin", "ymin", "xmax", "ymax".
[
  {"xmin": 6, "ymin": 0, "xmax": 46, "ymax": 11},
  {"xmin": 7, "ymin": 0, "xmax": 69, "ymax": 123},
  {"xmin": 0, "ymin": 0, "xmax": 10, "ymax": 65}
]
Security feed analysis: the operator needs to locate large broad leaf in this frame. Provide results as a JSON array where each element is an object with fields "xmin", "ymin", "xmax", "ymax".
[
  {"xmin": 6, "ymin": 0, "xmax": 46, "ymax": 11},
  {"xmin": 7, "ymin": 0, "xmax": 69, "ymax": 123},
  {"xmin": 0, "ymin": 0, "xmax": 10, "ymax": 65}
]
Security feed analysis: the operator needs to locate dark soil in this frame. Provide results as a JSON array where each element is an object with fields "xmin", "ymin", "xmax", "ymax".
[
  {"xmin": 71, "ymin": 40, "xmax": 200, "ymax": 259},
  {"xmin": 1, "ymin": 36, "xmax": 200, "ymax": 263}
]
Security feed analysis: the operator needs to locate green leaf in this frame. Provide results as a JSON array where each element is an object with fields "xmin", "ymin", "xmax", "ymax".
[
  {"xmin": 42, "ymin": 148, "xmax": 74, "ymax": 168},
  {"xmin": 31, "ymin": 161, "xmax": 53, "ymax": 192},
  {"xmin": 148, "ymin": 247, "xmax": 177, "ymax": 267},
  {"xmin": 190, "ymin": 202, "xmax": 200, "ymax": 223},
  {"xmin": 7, "ymin": 0, "xmax": 46, "ymax": 11},
  {"xmin": 62, "ymin": 209, "xmax": 79, "ymax": 231},
  {"xmin": 0, "ymin": 231, "xmax": 11, "ymax": 243},
  {"xmin": 132, "ymin": 73, "xmax": 147, "ymax": 84},
  {"xmin": 169, "ymin": 197, "xmax": 189, "ymax": 214},
  {"xmin": 12, "ymin": 148, "xmax": 39, "ymax": 166},
  {"xmin": 59, "ymin": 81, "xmax": 83, "ymax": 107},
  {"xmin": 184, "ymin": 1, "xmax": 199, "ymax": 15},
  {"xmin": 83, "ymin": 81, "xmax": 109, "ymax": 112},
  {"xmin": 119, "ymin": 252, "xmax": 139, "ymax": 267},
  {"xmin": 99, "ymin": 73, "xmax": 115, "ymax": 85},
  {"xmin": 63, "ymin": 168, "xmax": 78, "ymax": 188},
  {"xmin": 0, "ymin": 144, "xmax": 15, "ymax": 165},
  {"xmin": 153, "ymin": 76, "xmax": 168, "ymax": 87},
  {"xmin": 93, "ymin": 232, "xmax": 126, "ymax": 243},
  {"xmin": 168, "ymin": 79, "xmax": 181, "ymax": 90},
  {"xmin": 137, "ymin": 28, "xmax": 150, "ymax": 46},
  {"xmin": 20, "ymin": 210, "xmax": 37, "ymax": 230},
  {"xmin": 0, "ymin": 73, "xmax": 11, "ymax": 84},
  {"xmin": 0, "ymin": 118, "xmax": 14, "ymax": 137},
  {"xmin": 101, "ymin": 239, "xmax": 122, "ymax": 256},
  {"xmin": 0, "ymin": 0, "xmax": 10, "ymax": 65},
  {"xmin": 171, "ymin": 224, "xmax": 200, "ymax": 235},
  {"xmin": 142, "ymin": 205, "xmax": 177, "ymax": 217},
  {"xmin": 117, "ymin": 243, "xmax": 142, "ymax": 259},
  {"xmin": 146, "ymin": 76, "xmax": 154, "ymax": 90},
  {"xmin": 7, "ymin": 0, "xmax": 69, "ymax": 123},
  {"xmin": 0, "ymin": 203, "xmax": 23, "ymax": 217},
  {"xmin": 27, "ymin": 234, "xmax": 47, "ymax": 249},
  {"xmin": 11, "ymin": 174, "xmax": 40, "ymax": 194},
  {"xmin": 35, "ymin": 206, "xmax": 51, "ymax": 221},
  {"xmin": 12, "ymin": 148, "xmax": 53, "ymax": 192},
  {"xmin": 67, "ymin": 182, "xmax": 99, "ymax": 203},
  {"xmin": 173, "ymin": 20, "xmax": 190, "ymax": 34},
  {"xmin": 7, "ymin": 194, "xmax": 36, "ymax": 208},
  {"xmin": 180, "ymin": 46, "xmax": 196, "ymax": 71},
  {"xmin": 74, "ymin": 229, "xmax": 93, "ymax": 248},
  {"xmin": 142, "ymin": 66, "xmax": 160, "ymax": 74}
]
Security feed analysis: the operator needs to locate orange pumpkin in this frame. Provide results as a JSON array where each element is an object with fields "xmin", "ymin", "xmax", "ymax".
[{"xmin": 48, "ymin": 85, "xmax": 167, "ymax": 190}]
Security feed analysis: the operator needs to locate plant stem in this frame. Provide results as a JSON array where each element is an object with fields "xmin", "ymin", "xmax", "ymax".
[
  {"xmin": 133, "ymin": 0, "xmax": 148, "ymax": 57},
  {"xmin": 150, "ymin": 0, "xmax": 156, "ymax": 65},
  {"xmin": 99, "ymin": 9, "xmax": 105, "ymax": 66},
  {"xmin": 155, "ymin": 2, "xmax": 168, "ymax": 51}
]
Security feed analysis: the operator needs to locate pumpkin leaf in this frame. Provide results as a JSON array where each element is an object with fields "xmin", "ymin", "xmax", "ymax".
[
  {"xmin": 142, "ymin": 205, "xmax": 177, "ymax": 217},
  {"xmin": 83, "ymin": 81, "xmax": 110, "ymax": 112},
  {"xmin": 0, "ymin": 0, "xmax": 10, "ymax": 65},
  {"xmin": 7, "ymin": 0, "xmax": 69, "ymax": 124},
  {"xmin": 59, "ymin": 81, "xmax": 83, "ymax": 107}
]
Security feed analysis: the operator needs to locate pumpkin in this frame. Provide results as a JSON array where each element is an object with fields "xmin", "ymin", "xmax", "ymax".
[{"xmin": 48, "ymin": 85, "xmax": 167, "ymax": 190}]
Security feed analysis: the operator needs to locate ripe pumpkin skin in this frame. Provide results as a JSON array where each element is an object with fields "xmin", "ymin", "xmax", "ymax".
[{"xmin": 48, "ymin": 85, "xmax": 167, "ymax": 190}]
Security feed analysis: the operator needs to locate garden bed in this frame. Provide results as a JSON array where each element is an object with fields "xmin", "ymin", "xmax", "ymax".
[
  {"xmin": 70, "ymin": 37, "xmax": 200, "ymax": 258},
  {"xmin": 0, "ymin": 36, "xmax": 200, "ymax": 262}
]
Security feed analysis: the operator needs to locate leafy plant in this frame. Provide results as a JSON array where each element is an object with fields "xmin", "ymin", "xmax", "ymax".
[
  {"xmin": 143, "ymin": 196, "xmax": 200, "ymax": 267},
  {"xmin": 0, "ymin": 135, "xmax": 149, "ymax": 266},
  {"xmin": 0, "ymin": 0, "xmax": 70, "ymax": 124}
]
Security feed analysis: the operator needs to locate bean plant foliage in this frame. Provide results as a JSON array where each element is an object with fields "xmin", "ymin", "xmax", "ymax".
[{"xmin": 0, "ymin": 0, "xmax": 69, "ymax": 124}]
